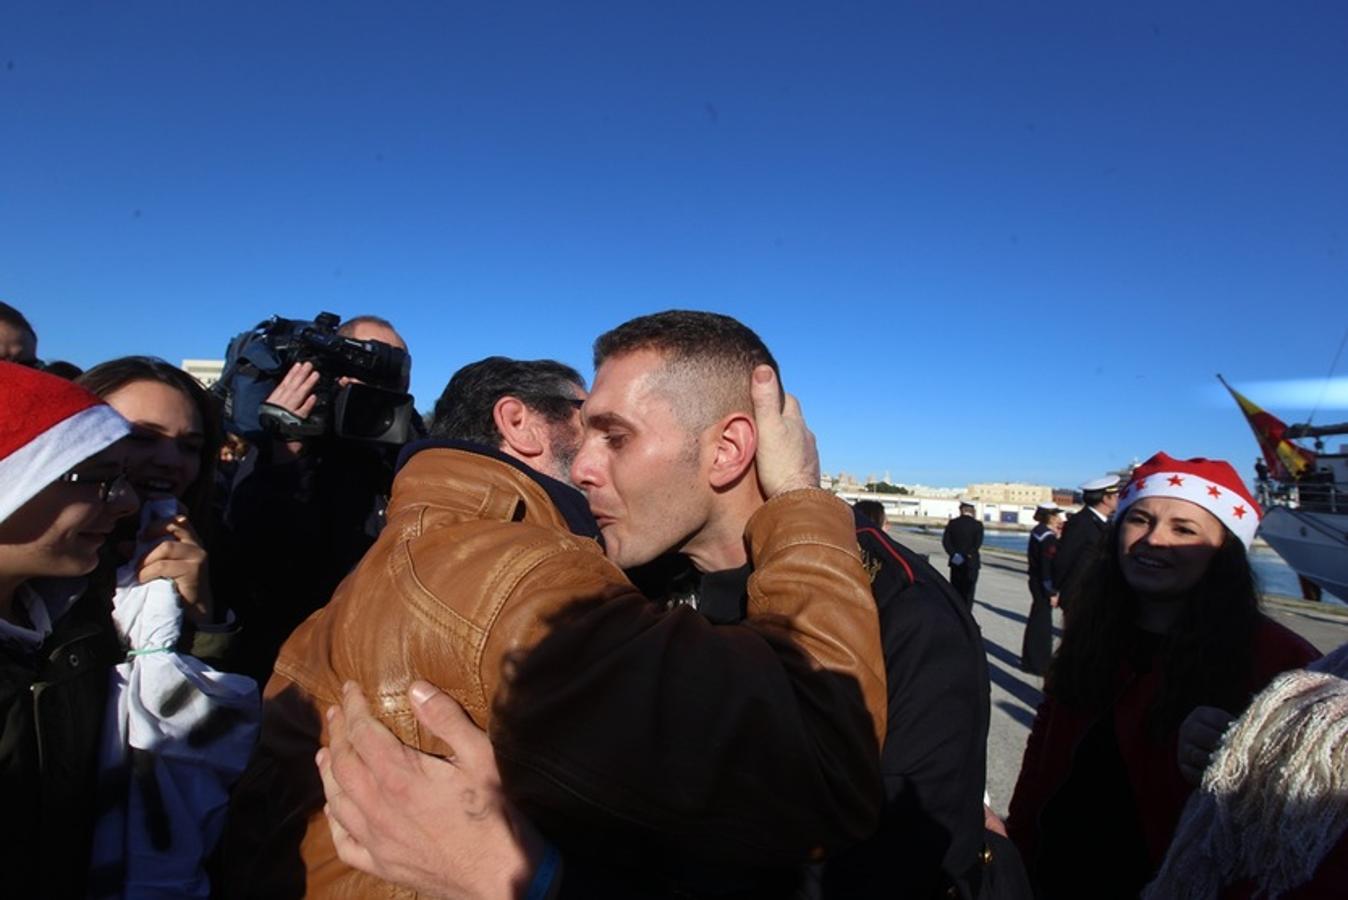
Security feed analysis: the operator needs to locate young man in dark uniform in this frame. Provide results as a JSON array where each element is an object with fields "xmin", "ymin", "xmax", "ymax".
[
  {"xmin": 943, "ymin": 499, "xmax": 985, "ymax": 609},
  {"xmin": 1020, "ymin": 503, "xmax": 1062, "ymax": 676}
]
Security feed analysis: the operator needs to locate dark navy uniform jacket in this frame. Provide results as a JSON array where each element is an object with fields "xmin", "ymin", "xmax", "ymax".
[
  {"xmin": 1051, "ymin": 508, "xmax": 1106, "ymax": 612},
  {"xmin": 661, "ymin": 511, "xmax": 995, "ymax": 899},
  {"xmin": 943, "ymin": 515, "xmax": 985, "ymax": 572},
  {"xmin": 561, "ymin": 512, "xmax": 1017, "ymax": 899},
  {"xmin": 1026, "ymin": 524, "xmax": 1059, "ymax": 594}
]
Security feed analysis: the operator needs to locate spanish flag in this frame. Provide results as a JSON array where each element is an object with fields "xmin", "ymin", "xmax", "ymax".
[{"xmin": 1219, "ymin": 375, "xmax": 1317, "ymax": 480}]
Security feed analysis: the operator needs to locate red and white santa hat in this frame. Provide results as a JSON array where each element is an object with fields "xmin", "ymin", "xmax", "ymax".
[
  {"xmin": 1116, "ymin": 451, "xmax": 1261, "ymax": 549},
  {"xmin": 0, "ymin": 362, "xmax": 131, "ymax": 523}
]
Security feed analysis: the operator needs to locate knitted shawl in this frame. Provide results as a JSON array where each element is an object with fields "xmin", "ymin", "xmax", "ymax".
[{"xmin": 1144, "ymin": 641, "xmax": 1348, "ymax": 899}]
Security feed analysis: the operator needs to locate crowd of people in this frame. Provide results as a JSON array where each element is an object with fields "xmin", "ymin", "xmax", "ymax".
[{"xmin": 2, "ymin": 297, "xmax": 1346, "ymax": 898}]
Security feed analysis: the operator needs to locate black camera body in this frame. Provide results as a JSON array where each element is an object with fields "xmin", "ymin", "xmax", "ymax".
[{"xmin": 217, "ymin": 312, "xmax": 416, "ymax": 445}]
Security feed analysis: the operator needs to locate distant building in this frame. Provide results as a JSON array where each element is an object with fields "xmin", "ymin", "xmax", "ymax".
[
  {"xmin": 833, "ymin": 488, "xmax": 964, "ymax": 523},
  {"xmin": 965, "ymin": 482, "xmax": 1053, "ymax": 505},
  {"xmin": 182, "ymin": 358, "xmax": 224, "ymax": 389}
]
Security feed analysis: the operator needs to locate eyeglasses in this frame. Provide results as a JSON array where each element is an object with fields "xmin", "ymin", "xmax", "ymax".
[
  {"xmin": 540, "ymin": 396, "xmax": 584, "ymax": 410},
  {"xmin": 58, "ymin": 471, "xmax": 136, "ymax": 505}
]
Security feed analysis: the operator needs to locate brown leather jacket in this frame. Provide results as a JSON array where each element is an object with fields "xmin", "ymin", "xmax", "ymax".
[{"xmin": 221, "ymin": 444, "xmax": 886, "ymax": 898}]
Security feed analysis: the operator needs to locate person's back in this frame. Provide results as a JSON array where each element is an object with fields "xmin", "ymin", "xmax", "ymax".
[
  {"xmin": 942, "ymin": 508, "xmax": 984, "ymax": 607},
  {"xmin": 822, "ymin": 515, "xmax": 997, "ymax": 898},
  {"xmin": 219, "ymin": 434, "xmax": 398, "ymax": 680}
]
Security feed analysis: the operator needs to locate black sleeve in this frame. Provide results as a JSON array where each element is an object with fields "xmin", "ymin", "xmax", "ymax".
[{"xmin": 1052, "ymin": 519, "xmax": 1082, "ymax": 589}]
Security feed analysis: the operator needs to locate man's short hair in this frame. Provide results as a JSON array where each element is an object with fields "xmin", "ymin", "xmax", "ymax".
[
  {"xmin": 854, "ymin": 500, "xmax": 886, "ymax": 528},
  {"xmin": 1082, "ymin": 488, "xmax": 1108, "ymax": 507},
  {"xmin": 0, "ymin": 301, "xmax": 35, "ymax": 339},
  {"xmin": 430, "ymin": 356, "xmax": 584, "ymax": 448},
  {"xmin": 337, "ymin": 315, "xmax": 397, "ymax": 338},
  {"xmin": 593, "ymin": 310, "xmax": 779, "ymax": 431}
]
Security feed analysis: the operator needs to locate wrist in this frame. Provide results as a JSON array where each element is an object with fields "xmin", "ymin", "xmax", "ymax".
[
  {"xmin": 767, "ymin": 473, "xmax": 820, "ymax": 497},
  {"xmin": 521, "ymin": 840, "xmax": 560, "ymax": 900},
  {"xmin": 502, "ymin": 812, "xmax": 559, "ymax": 900}
]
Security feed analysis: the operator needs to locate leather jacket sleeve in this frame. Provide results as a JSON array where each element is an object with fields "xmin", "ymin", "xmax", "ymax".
[{"xmin": 490, "ymin": 488, "xmax": 886, "ymax": 867}]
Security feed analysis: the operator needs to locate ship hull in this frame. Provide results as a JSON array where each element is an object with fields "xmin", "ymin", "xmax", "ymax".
[{"xmin": 1259, "ymin": 506, "xmax": 1348, "ymax": 602}]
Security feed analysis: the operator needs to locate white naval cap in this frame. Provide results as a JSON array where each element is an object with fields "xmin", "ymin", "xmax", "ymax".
[{"xmin": 1081, "ymin": 475, "xmax": 1121, "ymax": 493}]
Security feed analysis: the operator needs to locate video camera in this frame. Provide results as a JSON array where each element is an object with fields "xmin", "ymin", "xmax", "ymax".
[{"xmin": 215, "ymin": 312, "xmax": 416, "ymax": 445}]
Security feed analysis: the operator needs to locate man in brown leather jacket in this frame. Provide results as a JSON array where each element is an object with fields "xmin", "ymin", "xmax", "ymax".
[{"xmin": 222, "ymin": 347, "xmax": 888, "ymax": 897}]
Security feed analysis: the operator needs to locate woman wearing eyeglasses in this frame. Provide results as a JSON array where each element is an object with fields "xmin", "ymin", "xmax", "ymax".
[
  {"xmin": 0, "ymin": 362, "xmax": 256, "ymax": 898},
  {"xmin": 0, "ymin": 361, "xmax": 139, "ymax": 897}
]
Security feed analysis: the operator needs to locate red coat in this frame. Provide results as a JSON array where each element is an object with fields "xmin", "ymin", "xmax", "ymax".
[{"xmin": 1007, "ymin": 615, "xmax": 1320, "ymax": 882}]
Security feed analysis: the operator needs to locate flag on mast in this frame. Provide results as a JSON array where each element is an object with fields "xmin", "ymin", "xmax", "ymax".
[{"xmin": 1218, "ymin": 375, "xmax": 1317, "ymax": 480}]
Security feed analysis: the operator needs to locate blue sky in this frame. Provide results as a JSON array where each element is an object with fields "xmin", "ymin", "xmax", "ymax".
[{"xmin": 4, "ymin": 2, "xmax": 1346, "ymax": 488}]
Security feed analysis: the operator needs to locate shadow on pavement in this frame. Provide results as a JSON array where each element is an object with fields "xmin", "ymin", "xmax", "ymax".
[
  {"xmin": 995, "ymin": 698, "xmax": 1036, "ymax": 729},
  {"xmin": 975, "ymin": 599, "xmax": 1028, "ymax": 627},
  {"xmin": 981, "ymin": 558, "xmax": 1028, "ymax": 576},
  {"xmin": 982, "ymin": 637, "xmax": 1023, "ymax": 671},
  {"xmin": 983, "ymin": 641, "xmax": 1044, "ymax": 713},
  {"xmin": 976, "ymin": 600, "xmax": 1063, "ymax": 639}
]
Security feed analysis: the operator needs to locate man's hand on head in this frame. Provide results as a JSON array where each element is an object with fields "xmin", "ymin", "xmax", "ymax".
[
  {"xmin": 316, "ymin": 680, "xmax": 552, "ymax": 900},
  {"xmin": 750, "ymin": 365, "xmax": 820, "ymax": 497}
]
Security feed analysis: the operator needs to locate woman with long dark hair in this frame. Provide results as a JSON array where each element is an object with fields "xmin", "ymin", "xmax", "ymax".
[
  {"xmin": 1006, "ymin": 453, "xmax": 1321, "ymax": 899},
  {"xmin": 77, "ymin": 356, "xmax": 224, "ymax": 626}
]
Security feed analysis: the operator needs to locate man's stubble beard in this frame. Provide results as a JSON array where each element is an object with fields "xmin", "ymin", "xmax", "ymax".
[{"xmin": 547, "ymin": 423, "xmax": 581, "ymax": 487}]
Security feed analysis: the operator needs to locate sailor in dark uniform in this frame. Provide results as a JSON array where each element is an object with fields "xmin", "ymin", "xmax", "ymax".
[
  {"xmin": 1051, "ymin": 476, "xmax": 1120, "ymax": 617},
  {"xmin": 1020, "ymin": 503, "xmax": 1063, "ymax": 676},
  {"xmin": 653, "ymin": 507, "xmax": 1026, "ymax": 899},
  {"xmin": 942, "ymin": 499, "xmax": 984, "ymax": 609}
]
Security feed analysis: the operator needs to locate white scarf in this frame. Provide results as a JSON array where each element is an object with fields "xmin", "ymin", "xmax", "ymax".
[{"xmin": 1144, "ymin": 642, "xmax": 1348, "ymax": 899}]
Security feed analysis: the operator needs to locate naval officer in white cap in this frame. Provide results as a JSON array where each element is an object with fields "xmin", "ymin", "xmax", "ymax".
[{"xmin": 1052, "ymin": 475, "xmax": 1121, "ymax": 616}]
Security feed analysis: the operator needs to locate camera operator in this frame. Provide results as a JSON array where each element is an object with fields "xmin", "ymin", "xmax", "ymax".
[{"xmin": 218, "ymin": 314, "xmax": 423, "ymax": 683}]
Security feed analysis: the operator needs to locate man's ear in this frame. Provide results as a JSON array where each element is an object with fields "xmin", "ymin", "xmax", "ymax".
[
  {"xmin": 493, "ymin": 396, "xmax": 545, "ymax": 459},
  {"xmin": 708, "ymin": 412, "xmax": 757, "ymax": 489}
]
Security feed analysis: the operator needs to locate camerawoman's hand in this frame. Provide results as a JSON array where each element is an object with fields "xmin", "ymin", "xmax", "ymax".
[
  {"xmin": 266, "ymin": 361, "xmax": 321, "ymax": 419},
  {"xmin": 750, "ymin": 365, "xmax": 820, "ymax": 498},
  {"xmin": 263, "ymin": 362, "xmax": 321, "ymax": 461},
  {"xmin": 138, "ymin": 513, "xmax": 214, "ymax": 625}
]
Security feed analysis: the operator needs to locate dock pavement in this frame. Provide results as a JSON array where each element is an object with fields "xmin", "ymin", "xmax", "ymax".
[{"xmin": 886, "ymin": 527, "xmax": 1348, "ymax": 813}]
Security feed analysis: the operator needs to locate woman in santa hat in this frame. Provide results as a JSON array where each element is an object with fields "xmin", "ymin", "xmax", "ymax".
[
  {"xmin": 0, "ymin": 359, "xmax": 259, "ymax": 897},
  {"xmin": 0, "ymin": 361, "xmax": 138, "ymax": 895},
  {"xmin": 1005, "ymin": 452, "xmax": 1322, "ymax": 899}
]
